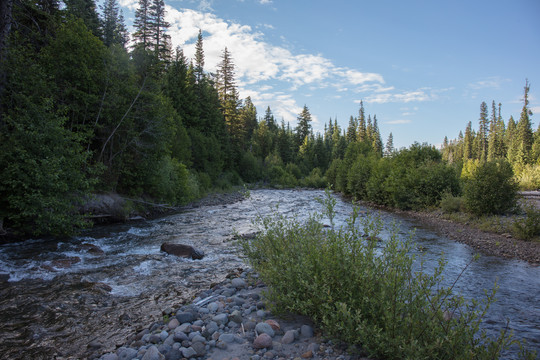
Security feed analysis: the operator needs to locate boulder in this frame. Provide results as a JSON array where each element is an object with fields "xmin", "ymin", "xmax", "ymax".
[{"xmin": 160, "ymin": 243, "xmax": 204, "ymax": 260}]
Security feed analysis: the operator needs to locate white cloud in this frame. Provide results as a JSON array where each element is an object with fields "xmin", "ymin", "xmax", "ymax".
[
  {"xmin": 164, "ymin": 7, "xmax": 384, "ymax": 123},
  {"xmin": 119, "ymin": 0, "xmax": 138, "ymax": 10},
  {"xmin": 259, "ymin": 0, "xmax": 273, "ymax": 4}
]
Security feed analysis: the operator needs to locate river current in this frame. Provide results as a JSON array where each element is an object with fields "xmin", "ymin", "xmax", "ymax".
[{"xmin": 0, "ymin": 189, "xmax": 539, "ymax": 359}]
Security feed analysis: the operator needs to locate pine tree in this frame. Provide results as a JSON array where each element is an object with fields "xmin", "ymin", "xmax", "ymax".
[
  {"xmin": 216, "ymin": 48, "xmax": 241, "ymax": 151},
  {"xmin": 295, "ymin": 105, "xmax": 313, "ymax": 148},
  {"xmin": 240, "ymin": 96, "xmax": 257, "ymax": 147},
  {"xmin": 100, "ymin": 0, "xmax": 128, "ymax": 47},
  {"xmin": 264, "ymin": 106, "xmax": 277, "ymax": 132},
  {"xmin": 194, "ymin": 29, "xmax": 204, "ymax": 83},
  {"xmin": 64, "ymin": 0, "xmax": 101, "ymax": 37},
  {"xmin": 477, "ymin": 101, "xmax": 489, "ymax": 162},
  {"xmin": 356, "ymin": 100, "xmax": 367, "ymax": 142},
  {"xmin": 515, "ymin": 79, "xmax": 534, "ymax": 164},
  {"xmin": 132, "ymin": 0, "xmax": 152, "ymax": 51},
  {"xmin": 384, "ymin": 132, "xmax": 394, "ymax": 157},
  {"xmin": 463, "ymin": 121, "xmax": 474, "ymax": 160},
  {"xmin": 366, "ymin": 114, "xmax": 373, "ymax": 144},
  {"xmin": 371, "ymin": 115, "xmax": 383, "ymax": 156},
  {"xmin": 346, "ymin": 115, "xmax": 357, "ymax": 143},
  {"xmin": 149, "ymin": 0, "xmax": 171, "ymax": 64}
]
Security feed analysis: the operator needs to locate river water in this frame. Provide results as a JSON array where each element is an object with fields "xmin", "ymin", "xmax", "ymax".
[{"xmin": 0, "ymin": 189, "xmax": 539, "ymax": 359}]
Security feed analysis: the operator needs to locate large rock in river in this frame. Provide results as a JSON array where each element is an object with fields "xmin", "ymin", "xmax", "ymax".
[{"xmin": 160, "ymin": 243, "xmax": 204, "ymax": 260}]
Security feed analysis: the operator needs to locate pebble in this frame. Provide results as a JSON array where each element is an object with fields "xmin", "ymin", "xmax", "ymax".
[{"xmin": 97, "ymin": 269, "xmax": 360, "ymax": 360}]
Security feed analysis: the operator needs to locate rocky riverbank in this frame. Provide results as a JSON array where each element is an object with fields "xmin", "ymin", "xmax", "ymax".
[
  {"xmin": 96, "ymin": 268, "xmax": 366, "ymax": 360},
  {"xmin": 398, "ymin": 210, "xmax": 540, "ymax": 265}
]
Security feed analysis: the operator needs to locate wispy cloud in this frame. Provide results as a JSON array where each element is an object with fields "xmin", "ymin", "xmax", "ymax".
[
  {"xmin": 365, "ymin": 88, "xmax": 450, "ymax": 104},
  {"xmin": 468, "ymin": 76, "xmax": 510, "ymax": 90},
  {"xmin": 386, "ymin": 119, "xmax": 412, "ymax": 124}
]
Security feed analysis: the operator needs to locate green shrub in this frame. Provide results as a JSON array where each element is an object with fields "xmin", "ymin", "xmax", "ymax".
[
  {"xmin": 516, "ymin": 164, "xmax": 540, "ymax": 190},
  {"xmin": 512, "ymin": 202, "xmax": 540, "ymax": 240},
  {"xmin": 285, "ymin": 163, "xmax": 302, "ymax": 180},
  {"xmin": 463, "ymin": 160, "xmax": 518, "ymax": 216},
  {"xmin": 302, "ymin": 167, "xmax": 326, "ymax": 188},
  {"xmin": 239, "ymin": 152, "xmax": 263, "ymax": 183},
  {"xmin": 440, "ymin": 191, "xmax": 464, "ymax": 213},
  {"xmin": 240, "ymin": 190, "xmax": 526, "ymax": 359},
  {"xmin": 347, "ymin": 154, "xmax": 374, "ymax": 200}
]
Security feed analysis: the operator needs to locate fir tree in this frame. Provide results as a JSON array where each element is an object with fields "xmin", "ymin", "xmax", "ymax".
[
  {"xmin": 371, "ymin": 115, "xmax": 383, "ymax": 156},
  {"xmin": 477, "ymin": 101, "xmax": 489, "ymax": 162},
  {"xmin": 295, "ymin": 105, "xmax": 313, "ymax": 148},
  {"xmin": 132, "ymin": 0, "xmax": 152, "ymax": 51},
  {"xmin": 64, "ymin": 0, "xmax": 101, "ymax": 37},
  {"xmin": 463, "ymin": 121, "xmax": 474, "ymax": 160},
  {"xmin": 346, "ymin": 115, "xmax": 357, "ymax": 143},
  {"xmin": 516, "ymin": 79, "xmax": 534, "ymax": 164},
  {"xmin": 100, "ymin": 0, "xmax": 128, "ymax": 47},
  {"xmin": 264, "ymin": 106, "xmax": 277, "ymax": 132},
  {"xmin": 385, "ymin": 132, "xmax": 394, "ymax": 157},
  {"xmin": 194, "ymin": 29, "xmax": 204, "ymax": 83},
  {"xmin": 357, "ymin": 100, "xmax": 367, "ymax": 142}
]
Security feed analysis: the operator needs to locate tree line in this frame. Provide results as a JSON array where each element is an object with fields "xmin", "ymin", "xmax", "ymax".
[
  {"xmin": 442, "ymin": 81, "xmax": 540, "ymax": 189},
  {"xmin": 0, "ymin": 0, "xmax": 536, "ymax": 237}
]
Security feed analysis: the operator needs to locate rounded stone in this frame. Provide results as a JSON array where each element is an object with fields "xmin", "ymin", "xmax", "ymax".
[
  {"xmin": 176, "ymin": 312, "xmax": 194, "ymax": 324},
  {"xmin": 255, "ymin": 322, "xmax": 275, "ymax": 337},
  {"xmin": 116, "ymin": 347, "xmax": 137, "ymax": 360},
  {"xmin": 253, "ymin": 333, "xmax": 273, "ymax": 349},
  {"xmin": 213, "ymin": 313, "xmax": 229, "ymax": 325},
  {"xmin": 167, "ymin": 318, "xmax": 179, "ymax": 330},
  {"xmin": 281, "ymin": 330, "xmax": 295, "ymax": 344},
  {"xmin": 265, "ymin": 319, "xmax": 280, "ymax": 332},
  {"xmin": 218, "ymin": 333, "xmax": 235, "ymax": 343},
  {"xmin": 300, "ymin": 325, "xmax": 314, "ymax": 338},
  {"xmin": 231, "ymin": 278, "xmax": 247, "ymax": 289},
  {"xmin": 141, "ymin": 346, "xmax": 163, "ymax": 360}
]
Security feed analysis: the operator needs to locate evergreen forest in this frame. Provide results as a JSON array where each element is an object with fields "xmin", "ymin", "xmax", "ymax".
[{"xmin": 0, "ymin": 0, "xmax": 538, "ymax": 237}]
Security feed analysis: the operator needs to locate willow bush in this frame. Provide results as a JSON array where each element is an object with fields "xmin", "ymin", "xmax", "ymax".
[{"xmin": 240, "ymin": 190, "xmax": 534, "ymax": 360}]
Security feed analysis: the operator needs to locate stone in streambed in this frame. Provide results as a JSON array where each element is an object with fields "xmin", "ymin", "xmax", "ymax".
[
  {"xmin": 117, "ymin": 347, "xmax": 138, "ymax": 360},
  {"xmin": 141, "ymin": 345, "xmax": 164, "ymax": 360},
  {"xmin": 253, "ymin": 333, "xmax": 273, "ymax": 349},
  {"xmin": 300, "ymin": 325, "xmax": 314, "ymax": 338},
  {"xmin": 212, "ymin": 313, "xmax": 228, "ymax": 325},
  {"xmin": 175, "ymin": 312, "xmax": 194, "ymax": 324},
  {"xmin": 281, "ymin": 330, "xmax": 295, "ymax": 344},
  {"xmin": 180, "ymin": 347, "xmax": 197, "ymax": 359},
  {"xmin": 255, "ymin": 322, "xmax": 274, "ymax": 337},
  {"xmin": 160, "ymin": 243, "xmax": 204, "ymax": 260},
  {"xmin": 231, "ymin": 277, "xmax": 247, "ymax": 289}
]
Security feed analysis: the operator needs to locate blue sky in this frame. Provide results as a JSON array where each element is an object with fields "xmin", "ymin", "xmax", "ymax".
[{"xmin": 117, "ymin": 0, "xmax": 540, "ymax": 149}]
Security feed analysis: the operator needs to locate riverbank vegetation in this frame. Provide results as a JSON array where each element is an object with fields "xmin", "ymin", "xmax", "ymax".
[
  {"xmin": 240, "ymin": 191, "xmax": 536, "ymax": 360},
  {"xmin": 1, "ymin": 0, "xmax": 539, "ymax": 238}
]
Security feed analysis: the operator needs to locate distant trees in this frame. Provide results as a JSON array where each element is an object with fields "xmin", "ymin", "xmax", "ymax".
[{"xmin": 442, "ymin": 80, "xmax": 539, "ymax": 190}]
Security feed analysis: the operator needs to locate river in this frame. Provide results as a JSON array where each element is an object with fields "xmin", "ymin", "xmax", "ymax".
[{"xmin": 0, "ymin": 189, "xmax": 538, "ymax": 359}]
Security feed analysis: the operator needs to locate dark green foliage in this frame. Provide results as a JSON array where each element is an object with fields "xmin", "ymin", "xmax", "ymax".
[
  {"xmin": 463, "ymin": 160, "xmax": 518, "ymax": 215},
  {"xmin": 239, "ymin": 152, "xmax": 263, "ymax": 183},
  {"xmin": 0, "ymin": 98, "xmax": 92, "ymax": 235}
]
